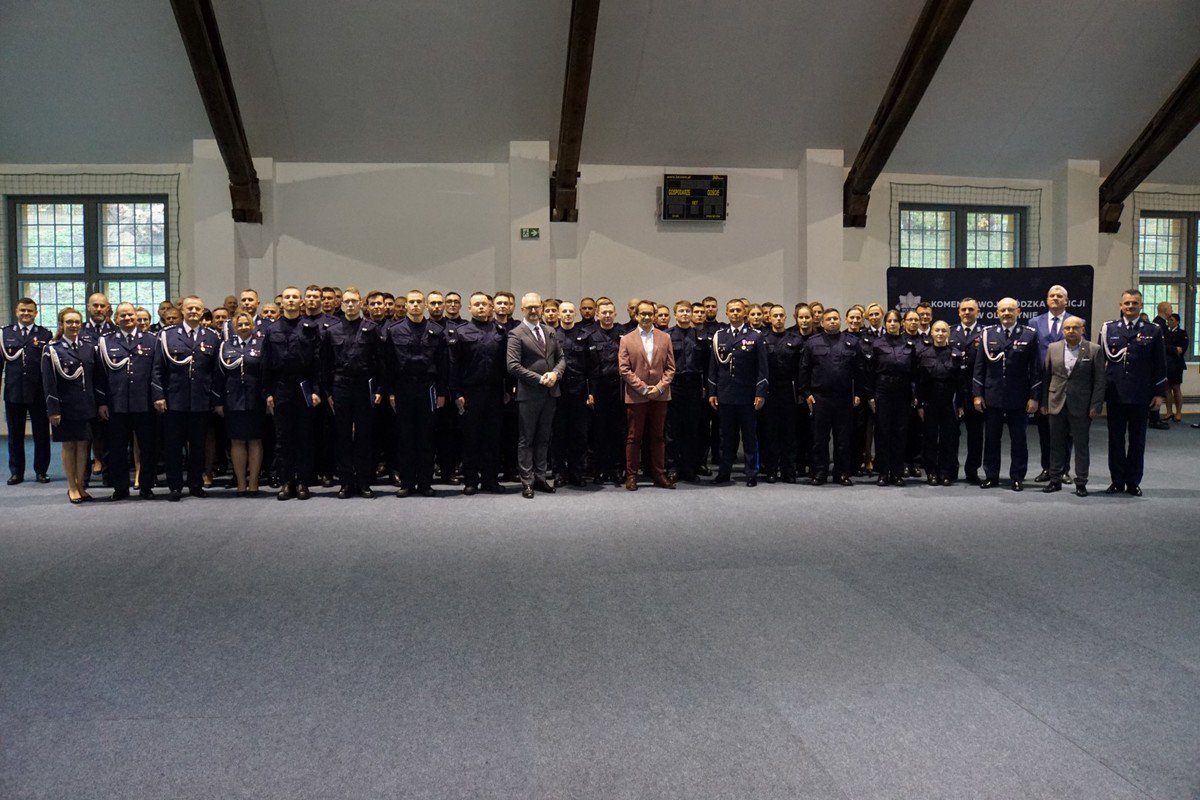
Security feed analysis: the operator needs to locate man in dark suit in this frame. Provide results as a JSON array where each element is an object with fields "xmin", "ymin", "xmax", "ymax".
[
  {"xmin": 618, "ymin": 300, "xmax": 676, "ymax": 490},
  {"xmin": 506, "ymin": 292, "xmax": 566, "ymax": 499},
  {"xmin": 1099, "ymin": 289, "xmax": 1167, "ymax": 496},
  {"xmin": 1040, "ymin": 317, "xmax": 1106, "ymax": 497},
  {"xmin": 1028, "ymin": 284, "xmax": 1070, "ymax": 481},
  {"xmin": 2, "ymin": 297, "xmax": 53, "ymax": 484}
]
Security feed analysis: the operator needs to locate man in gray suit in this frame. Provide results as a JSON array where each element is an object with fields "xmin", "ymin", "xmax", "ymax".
[
  {"xmin": 1040, "ymin": 316, "xmax": 1106, "ymax": 497},
  {"xmin": 506, "ymin": 292, "xmax": 566, "ymax": 499}
]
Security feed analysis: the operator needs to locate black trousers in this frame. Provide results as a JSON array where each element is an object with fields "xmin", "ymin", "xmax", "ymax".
[
  {"xmin": 759, "ymin": 385, "xmax": 797, "ymax": 478},
  {"xmin": 873, "ymin": 389, "xmax": 910, "ymax": 479},
  {"xmin": 922, "ymin": 403, "xmax": 960, "ymax": 478},
  {"xmin": 591, "ymin": 378, "xmax": 626, "ymax": 477},
  {"xmin": 163, "ymin": 410, "xmax": 208, "ymax": 491},
  {"xmin": 373, "ymin": 404, "xmax": 395, "ymax": 475},
  {"xmin": 811, "ymin": 392, "xmax": 854, "ymax": 479},
  {"xmin": 332, "ymin": 380, "xmax": 375, "ymax": 488},
  {"xmin": 718, "ymin": 402, "xmax": 758, "ymax": 479},
  {"xmin": 1107, "ymin": 400, "xmax": 1149, "ymax": 488},
  {"xmin": 983, "ymin": 406, "xmax": 1028, "ymax": 481},
  {"xmin": 500, "ymin": 397, "xmax": 519, "ymax": 477},
  {"xmin": 666, "ymin": 374, "xmax": 704, "ymax": 477},
  {"xmin": 855, "ymin": 403, "xmax": 873, "ymax": 473},
  {"xmin": 960, "ymin": 404, "xmax": 984, "ymax": 478},
  {"xmin": 794, "ymin": 402, "xmax": 812, "ymax": 476},
  {"xmin": 5, "ymin": 401, "xmax": 50, "ymax": 477},
  {"xmin": 905, "ymin": 407, "xmax": 923, "ymax": 468},
  {"xmin": 272, "ymin": 388, "xmax": 315, "ymax": 486},
  {"xmin": 108, "ymin": 411, "xmax": 155, "ymax": 493},
  {"xmin": 435, "ymin": 399, "xmax": 462, "ymax": 479},
  {"xmin": 314, "ymin": 402, "xmax": 335, "ymax": 480},
  {"xmin": 460, "ymin": 385, "xmax": 503, "ymax": 487},
  {"xmin": 552, "ymin": 388, "xmax": 589, "ymax": 479},
  {"xmin": 395, "ymin": 381, "xmax": 437, "ymax": 490}
]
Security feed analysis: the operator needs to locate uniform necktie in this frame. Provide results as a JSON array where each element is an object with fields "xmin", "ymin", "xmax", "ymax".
[
  {"xmin": 1051, "ymin": 317, "xmax": 1059, "ymax": 338},
  {"xmin": 20, "ymin": 327, "xmax": 28, "ymax": 338},
  {"xmin": 189, "ymin": 328, "xmax": 196, "ymax": 343}
]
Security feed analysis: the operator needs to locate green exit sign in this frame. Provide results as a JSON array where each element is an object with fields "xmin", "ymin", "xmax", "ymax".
[{"xmin": 520, "ymin": 227, "xmax": 540, "ymax": 240}]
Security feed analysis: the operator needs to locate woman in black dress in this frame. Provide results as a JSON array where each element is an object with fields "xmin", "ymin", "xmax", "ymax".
[
  {"xmin": 215, "ymin": 311, "xmax": 266, "ymax": 495},
  {"xmin": 1163, "ymin": 313, "xmax": 1187, "ymax": 423},
  {"xmin": 41, "ymin": 308, "xmax": 103, "ymax": 503}
]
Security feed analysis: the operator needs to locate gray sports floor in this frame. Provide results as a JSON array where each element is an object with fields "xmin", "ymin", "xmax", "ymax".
[{"xmin": 2, "ymin": 425, "xmax": 1198, "ymax": 799}]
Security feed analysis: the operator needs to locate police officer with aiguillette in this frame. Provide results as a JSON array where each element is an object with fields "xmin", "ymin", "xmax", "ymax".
[
  {"xmin": 3, "ymin": 297, "xmax": 52, "ymax": 484},
  {"xmin": 950, "ymin": 297, "xmax": 984, "ymax": 483},
  {"xmin": 972, "ymin": 297, "xmax": 1040, "ymax": 491},
  {"xmin": 449, "ymin": 292, "xmax": 508, "ymax": 495},
  {"xmin": 384, "ymin": 289, "xmax": 447, "ymax": 498},
  {"xmin": 707, "ymin": 298, "xmax": 768, "ymax": 486},
  {"xmin": 262, "ymin": 286, "xmax": 324, "ymax": 500},
  {"xmin": 97, "ymin": 302, "xmax": 157, "ymax": 500},
  {"xmin": 322, "ymin": 287, "xmax": 382, "ymax": 499},
  {"xmin": 799, "ymin": 308, "xmax": 861, "ymax": 486}
]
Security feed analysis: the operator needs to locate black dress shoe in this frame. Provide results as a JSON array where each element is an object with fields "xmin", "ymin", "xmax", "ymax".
[
  {"xmin": 941, "ymin": 476, "xmax": 955, "ymax": 486},
  {"xmin": 965, "ymin": 473, "xmax": 980, "ymax": 485},
  {"xmin": 1127, "ymin": 485, "xmax": 1142, "ymax": 497},
  {"xmin": 908, "ymin": 466, "xmax": 923, "ymax": 478},
  {"xmin": 337, "ymin": 486, "xmax": 351, "ymax": 499},
  {"xmin": 1033, "ymin": 470, "xmax": 1051, "ymax": 483},
  {"xmin": 395, "ymin": 487, "xmax": 412, "ymax": 498},
  {"xmin": 109, "ymin": 490, "xmax": 130, "ymax": 502},
  {"xmin": 782, "ymin": 475, "xmax": 799, "ymax": 484},
  {"xmin": 36, "ymin": 474, "xmax": 50, "ymax": 484},
  {"xmin": 839, "ymin": 476, "xmax": 853, "ymax": 486},
  {"xmin": 321, "ymin": 476, "xmax": 334, "ymax": 488},
  {"xmin": 190, "ymin": 487, "xmax": 208, "ymax": 498},
  {"xmin": 763, "ymin": 474, "xmax": 776, "ymax": 484},
  {"xmin": 1075, "ymin": 485, "xmax": 1088, "ymax": 497},
  {"xmin": 570, "ymin": 476, "xmax": 587, "ymax": 488},
  {"xmin": 926, "ymin": 475, "xmax": 938, "ymax": 486},
  {"xmin": 712, "ymin": 474, "xmax": 732, "ymax": 485},
  {"xmin": 358, "ymin": 487, "xmax": 375, "ymax": 499},
  {"xmin": 463, "ymin": 484, "xmax": 478, "ymax": 496},
  {"xmin": 810, "ymin": 476, "xmax": 827, "ymax": 486},
  {"xmin": 296, "ymin": 485, "xmax": 311, "ymax": 500},
  {"xmin": 416, "ymin": 486, "xmax": 435, "ymax": 498},
  {"xmin": 892, "ymin": 476, "xmax": 906, "ymax": 487},
  {"xmin": 534, "ymin": 478, "xmax": 556, "ymax": 494},
  {"xmin": 483, "ymin": 483, "xmax": 505, "ymax": 494},
  {"xmin": 979, "ymin": 479, "xmax": 997, "ymax": 489},
  {"xmin": 1042, "ymin": 481, "xmax": 1062, "ymax": 494},
  {"xmin": 521, "ymin": 485, "xmax": 535, "ymax": 499},
  {"xmin": 7, "ymin": 474, "xmax": 22, "ymax": 486},
  {"xmin": 139, "ymin": 487, "xmax": 154, "ymax": 499},
  {"xmin": 1105, "ymin": 483, "xmax": 1124, "ymax": 494},
  {"xmin": 1011, "ymin": 480, "xmax": 1023, "ymax": 492},
  {"xmin": 277, "ymin": 484, "xmax": 293, "ymax": 501},
  {"xmin": 746, "ymin": 477, "xmax": 758, "ymax": 487},
  {"xmin": 168, "ymin": 489, "xmax": 183, "ymax": 502},
  {"xmin": 876, "ymin": 476, "xmax": 889, "ymax": 487},
  {"xmin": 696, "ymin": 465, "xmax": 712, "ymax": 477}
]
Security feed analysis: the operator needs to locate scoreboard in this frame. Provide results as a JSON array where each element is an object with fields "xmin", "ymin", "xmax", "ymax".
[{"xmin": 661, "ymin": 174, "xmax": 727, "ymax": 221}]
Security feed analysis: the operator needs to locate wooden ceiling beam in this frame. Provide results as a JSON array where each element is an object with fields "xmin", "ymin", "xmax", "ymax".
[
  {"xmin": 843, "ymin": 0, "xmax": 974, "ymax": 227},
  {"xmin": 1099, "ymin": 58, "xmax": 1200, "ymax": 233},
  {"xmin": 550, "ymin": 0, "xmax": 601, "ymax": 223},
  {"xmin": 170, "ymin": 0, "xmax": 261, "ymax": 223}
]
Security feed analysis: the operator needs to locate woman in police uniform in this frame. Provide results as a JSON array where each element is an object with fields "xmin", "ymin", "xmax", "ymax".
[
  {"xmin": 863, "ymin": 309, "xmax": 915, "ymax": 486},
  {"xmin": 215, "ymin": 311, "xmax": 266, "ymax": 495},
  {"xmin": 41, "ymin": 307, "xmax": 103, "ymax": 503}
]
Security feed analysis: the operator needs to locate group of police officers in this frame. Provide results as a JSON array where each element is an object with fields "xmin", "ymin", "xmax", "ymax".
[{"xmin": 3, "ymin": 280, "xmax": 1170, "ymax": 503}]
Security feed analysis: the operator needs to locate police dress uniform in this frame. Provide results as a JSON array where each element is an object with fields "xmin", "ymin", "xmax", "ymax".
[
  {"xmin": 950, "ymin": 322, "xmax": 984, "ymax": 481},
  {"xmin": 3, "ymin": 322, "xmax": 52, "ymax": 480},
  {"xmin": 587, "ymin": 324, "xmax": 626, "ymax": 482},
  {"xmin": 383, "ymin": 316, "xmax": 448, "ymax": 493},
  {"xmin": 152, "ymin": 323, "xmax": 221, "ymax": 494},
  {"xmin": 1163, "ymin": 325, "xmax": 1188, "ymax": 387},
  {"xmin": 552, "ymin": 324, "xmax": 592, "ymax": 484},
  {"xmin": 42, "ymin": 335, "xmax": 103, "ymax": 442},
  {"xmin": 760, "ymin": 327, "xmax": 803, "ymax": 481},
  {"xmin": 1099, "ymin": 317, "xmax": 1167, "ymax": 492},
  {"xmin": 448, "ymin": 316, "xmax": 508, "ymax": 490},
  {"xmin": 215, "ymin": 334, "xmax": 265, "ymax": 440},
  {"xmin": 98, "ymin": 329, "xmax": 157, "ymax": 496},
  {"xmin": 80, "ymin": 319, "xmax": 117, "ymax": 471},
  {"xmin": 321, "ymin": 314, "xmax": 381, "ymax": 492},
  {"xmin": 972, "ymin": 324, "xmax": 1041, "ymax": 485},
  {"xmin": 707, "ymin": 324, "xmax": 768, "ymax": 482},
  {"xmin": 861, "ymin": 332, "xmax": 915, "ymax": 484},
  {"xmin": 261, "ymin": 315, "xmax": 324, "ymax": 493},
  {"xmin": 799, "ymin": 330, "xmax": 860, "ymax": 482},
  {"xmin": 665, "ymin": 325, "xmax": 708, "ymax": 481},
  {"xmin": 917, "ymin": 343, "xmax": 968, "ymax": 482}
]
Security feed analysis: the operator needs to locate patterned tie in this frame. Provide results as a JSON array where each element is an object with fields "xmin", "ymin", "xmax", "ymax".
[{"xmin": 534, "ymin": 325, "xmax": 544, "ymax": 348}]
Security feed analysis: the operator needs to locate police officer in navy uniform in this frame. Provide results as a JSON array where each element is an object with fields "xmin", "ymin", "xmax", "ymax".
[
  {"xmin": 214, "ymin": 311, "xmax": 266, "ymax": 496},
  {"xmin": 321, "ymin": 288, "xmax": 382, "ymax": 499},
  {"xmin": 551, "ymin": 301, "xmax": 591, "ymax": 487},
  {"xmin": 950, "ymin": 297, "xmax": 984, "ymax": 483},
  {"xmin": 303, "ymin": 284, "xmax": 338, "ymax": 487},
  {"xmin": 97, "ymin": 302, "xmax": 157, "ymax": 500},
  {"xmin": 862, "ymin": 309, "xmax": 916, "ymax": 486},
  {"xmin": 434, "ymin": 291, "xmax": 465, "ymax": 485},
  {"xmin": 384, "ymin": 289, "xmax": 448, "ymax": 497},
  {"xmin": 3, "ymin": 297, "xmax": 52, "ymax": 484},
  {"xmin": 917, "ymin": 320, "xmax": 968, "ymax": 485},
  {"xmin": 665, "ymin": 300, "xmax": 708, "ymax": 483},
  {"xmin": 448, "ymin": 292, "xmax": 508, "ymax": 495},
  {"xmin": 707, "ymin": 298, "xmax": 768, "ymax": 486},
  {"xmin": 799, "ymin": 308, "xmax": 861, "ymax": 485},
  {"xmin": 587, "ymin": 299, "xmax": 627, "ymax": 485},
  {"xmin": 1099, "ymin": 289, "xmax": 1167, "ymax": 496},
  {"xmin": 262, "ymin": 286, "xmax": 324, "ymax": 500},
  {"xmin": 152, "ymin": 295, "xmax": 222, "ymax": 501},
  {"xmin": 43, "ymin": 307, "xmax": 105, "ymax": 503},
  {"xmin": 80, "ymin": 292, "xmax": 117, "ymax": 484},
  {"xmin": 972, "ymin": 297, "xmax": 1041, "ymax": 491},
  {"xmin": 760, "ymin": 304, "xmax": 803, "ymax": 483}
]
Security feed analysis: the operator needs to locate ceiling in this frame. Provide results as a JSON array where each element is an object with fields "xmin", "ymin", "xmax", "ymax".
[{"xmin": 1, "ymin": 0, "xmax": 1198, "ymax": 183}]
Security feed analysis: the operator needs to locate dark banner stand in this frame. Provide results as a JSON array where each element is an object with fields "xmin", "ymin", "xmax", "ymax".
[{"xmin": 885, "ymin": 265, "xmax": 1095, "ymax": 328}]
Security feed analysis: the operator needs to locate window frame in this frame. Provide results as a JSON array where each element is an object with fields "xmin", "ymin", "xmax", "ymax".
[
  {"xmin": 898, "ymin": 201, "xmax": 1028, "ymax": 269},
  {"xmin": 6, "ymin": 193, "xmax": 171, "ymax": 324},
  {"xmin": 1136, "ymin": 210, "xmax": 1198, "ymax": 361}
]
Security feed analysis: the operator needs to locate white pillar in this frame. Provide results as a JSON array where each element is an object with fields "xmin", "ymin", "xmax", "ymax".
[
  {"xmin": 189, "ymin": 139, "xmax": 237, "ymax": 302},
  {"xmin": 1055, "ymin": 159, "xmax": 1100, "ymax": 268},
  {"xmin": 798, "ymin": 149, "xmax": 845, "ymax": 304},
  {"xmin": 507, "ymin": 141, "xmax": 553, "ymax": 295}
]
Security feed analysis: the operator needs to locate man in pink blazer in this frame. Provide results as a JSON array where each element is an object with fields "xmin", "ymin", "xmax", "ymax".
[{"xmin": 618, "ymin": 301, "xmax": 676, "ymax": 490}]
